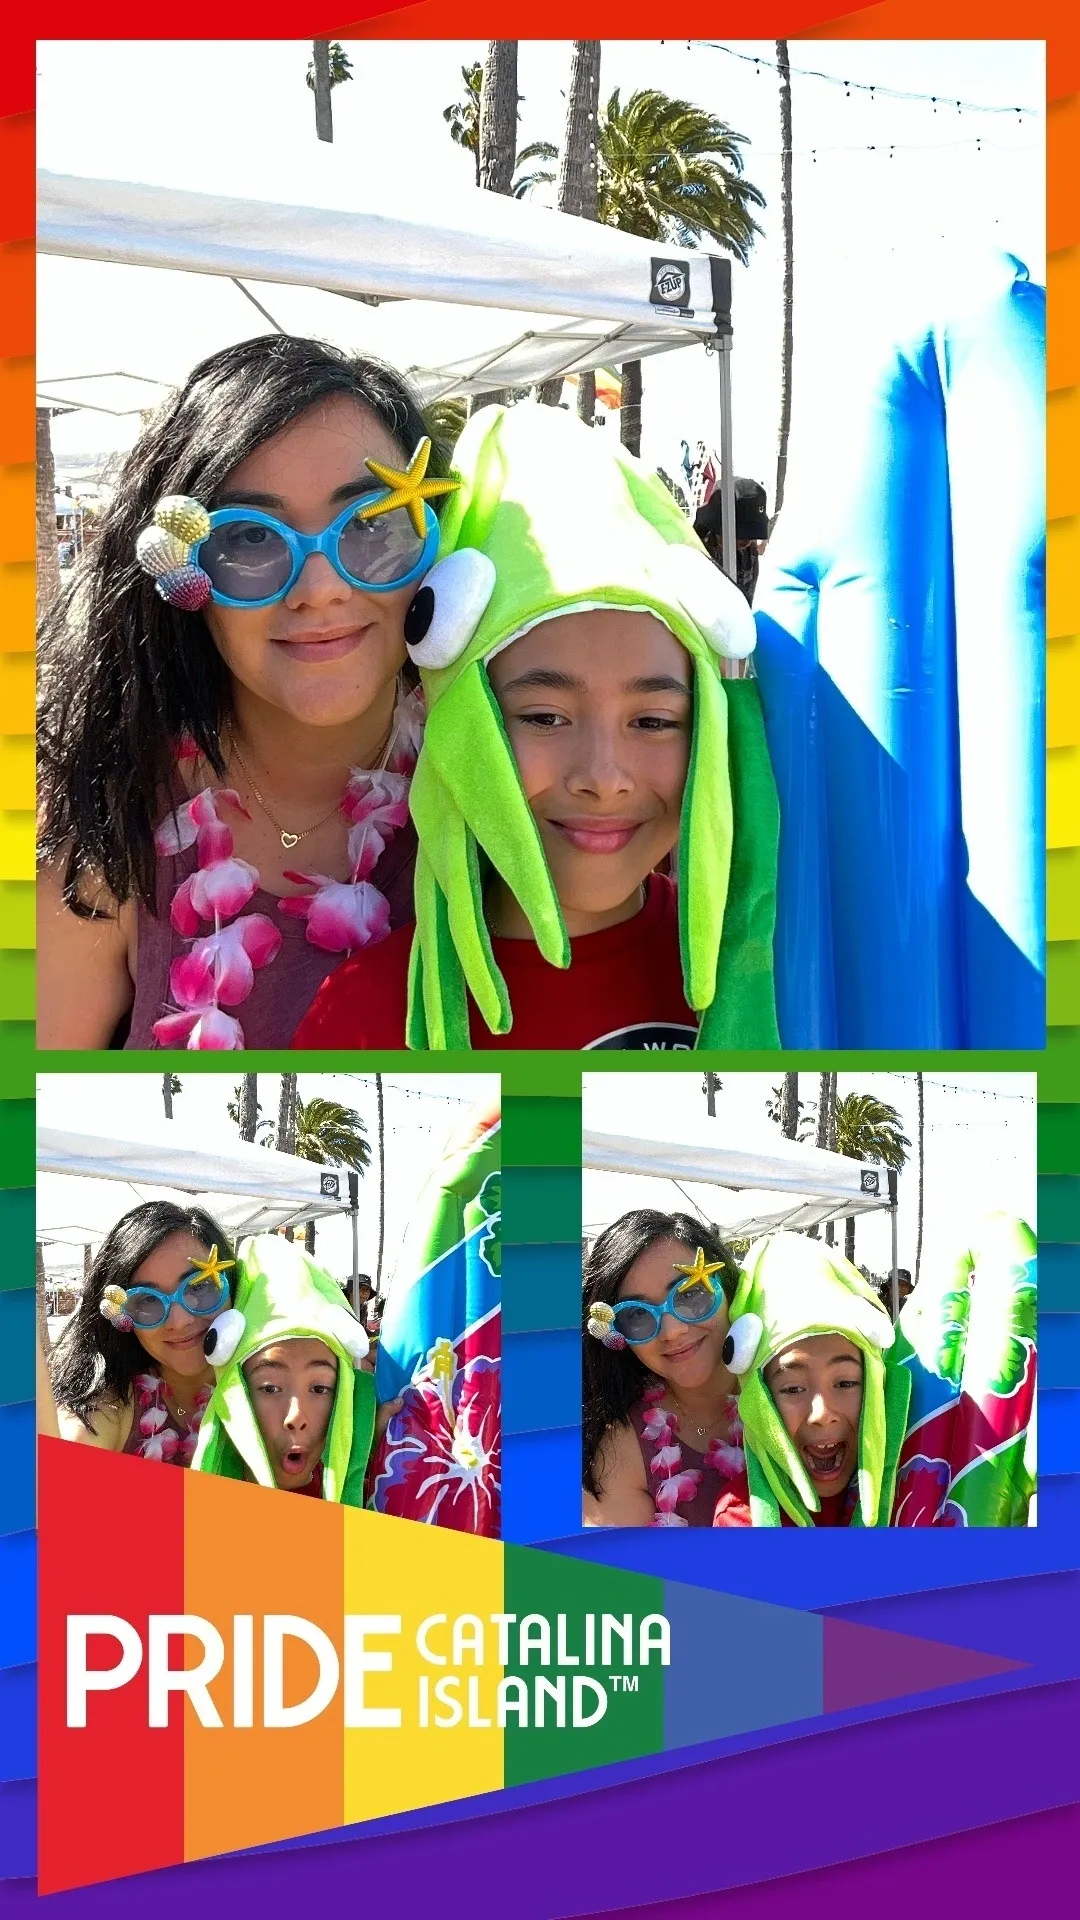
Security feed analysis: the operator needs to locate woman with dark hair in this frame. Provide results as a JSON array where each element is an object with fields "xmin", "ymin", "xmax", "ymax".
[
  {"xmin": 582, "ymin": 1211, "xmax": 745, "ymax": 1527},
  {"xmin": 49, "ymin": 1202, "xmax": 235, "ymax": 1462},
  {"xmin": 39, "ymin": 334, "xmax": 453, "ymax": 1048}
]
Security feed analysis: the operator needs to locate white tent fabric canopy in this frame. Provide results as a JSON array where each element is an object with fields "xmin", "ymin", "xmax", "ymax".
[
  {"xmin": 37, "ymin": 1125, "xmax": 356, "ymax": 1255},
  {"xmin": 582, "ymin": 1129, "xmax": 895, "ymax": 1242},
  {"xmin": 37, "ymin": 171, "xmax": 734, "ymax": 403}
]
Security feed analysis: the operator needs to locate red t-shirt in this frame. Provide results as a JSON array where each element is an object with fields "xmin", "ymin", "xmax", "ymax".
[
  {"xmin": 293, "ymin": 872, "xmax": 698, "ymax": 1051},
  {"xmin": 712, "ymin": 1472, "xmax": 856, "ymax": 1527}
]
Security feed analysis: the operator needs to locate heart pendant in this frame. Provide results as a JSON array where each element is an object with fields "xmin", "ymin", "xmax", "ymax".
[{"xmin": 280, "ymin": 831, "xmax": 299, "ymax": 849}]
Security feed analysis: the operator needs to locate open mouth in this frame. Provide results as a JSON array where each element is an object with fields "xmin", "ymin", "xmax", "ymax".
[
  {"xmin": 802, "ymin": 1440, "xmax": 848, "ymax": 1483},
  {"xmin": 550, "ymin": 819, "xmax": 642, "ymax": 855},
  {"xmin": 280, "ymin": 1446, "xmax": 309, "ymax": 1477}
]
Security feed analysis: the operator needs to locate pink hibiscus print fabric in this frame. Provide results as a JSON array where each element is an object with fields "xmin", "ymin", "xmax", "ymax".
[{"xmin": 369, "ymin": 1313, "xmax": 500, "ymax": 1535}]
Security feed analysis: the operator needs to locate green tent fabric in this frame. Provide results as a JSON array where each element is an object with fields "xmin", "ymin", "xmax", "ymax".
[
  {"xmin": 402, "ymin": 402, "xmax": 781, "ymax": 1050},
  {"xmin": 725, "ymin": 1234, "xmax": 911, "ymax": 1528},
  {"xmin": 190, "ymin": 1234, "xmax": 375, "ymax": 1505}
]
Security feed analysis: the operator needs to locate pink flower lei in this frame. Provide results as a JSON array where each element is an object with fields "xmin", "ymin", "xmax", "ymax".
[
  {"xmin": 132, "ymin": 1373, "xmax": 212, "ymax": 1466},
  {"xmin": 640, "ymin": 1383, "xmax": 745, "ymax": 1527},
  {"xmin": 151, "ymin": 682, "xmax": 424, "ymax": 1049}
]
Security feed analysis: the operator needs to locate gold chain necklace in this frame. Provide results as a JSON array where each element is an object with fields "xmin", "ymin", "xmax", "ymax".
[
  {"xmin": 229, "ymin": 738, "xmax": 345, "ymax": 851},
  {"xmin": 163, "ymin": 1381, "xmax": 191, "ymax": 1422},
  {"xmin": 666, "ymin": 1388, "xmax": 727, "ymax": 1442}
]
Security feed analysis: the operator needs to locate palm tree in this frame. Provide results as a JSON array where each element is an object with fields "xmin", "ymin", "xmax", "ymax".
[
  {"xmin": 292, "ymin": 1097, "xmax": 371, "ymax": 1255},
  {"xmin": 161, "ymin": 1074, "xmax": 181, "ymax": 1120},
  {"xmin": 773, "ymin": 40, "xmax": 794, "ymax": 526},
  {"xmin": 544, "ymin": 41, "xmax": 603, "ymax": 421},
  {"xmin": 374, "ymin": 1073, "xmax": 386, "ymax": 1293},
  {"xmin": 444, "ymin": 62, "xmax": 483, "ymax": 184},
  {"xmin": 765, "ymin": 1079, "xmax": 811, "ymax": 1139},
  {"xmin": 238, "ymin": 1075, "xmax": 259, "ymax": 1144},
  {"xmin": 478, "ymin": 41, "xmax": 519, "ymax": 194},
  {"xmin": 307, "ymin": 41, "xmax": 352, "ymax": 142},
  {"xmin": 277, "ymin": 1073, "xmax": 298, "ymax": 1155},
  {"xmin": 833, "ymin": 1094, "xmax": 911, "ymax": 1265},
  {"xmin": 516, "ymin": 89, "xmax": 764, "ymax": 456},
  {"xmin": 807, "ymin": 1071, "xmax": 836, "ymax": 1238},
  {"xmin": 915, "ymin": 1072, "xmax": 925, "ymax": 1287},
  {"xmin": 473, "ymin": 42, "xmax": 521, "ymax": 410}
]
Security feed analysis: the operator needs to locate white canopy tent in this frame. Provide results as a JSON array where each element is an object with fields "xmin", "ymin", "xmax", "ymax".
[
  {"xmin": 37, "ymin": 169, "xmax": 739, "ymax": 569},
  {"xmin": 38, "ymin": 1125, "xmax": 365, "ymax": 1310},
  {"xmin": 582, "ymin": 1128, "xmax": 900, "ymax": 1309}
]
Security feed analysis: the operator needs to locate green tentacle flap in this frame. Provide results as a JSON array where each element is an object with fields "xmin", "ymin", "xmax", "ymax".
[
  {"xmin": 418, "ymin": 665, "xmax": 569, "ymax": 975},
  {"xmin": 696, "ymin": 677, "xmax": 781, "ymax": 1049},
  {"xmin": 411, "ymin": 846, "xmax": 475, "ymax": 1051},
  {"xmin": 410, "ymin": 754, "xmax": 511, "ymax": 1039},
  {"xmin": 341, "ymin": 1367, "xmax": 376, "ymax": 1510},
  {"xmin": 677, "ymin": 655, "xmax": 733, "ymax": 1012}
]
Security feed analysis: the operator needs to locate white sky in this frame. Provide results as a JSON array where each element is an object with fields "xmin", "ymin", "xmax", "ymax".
[
  {"xmin": 38, "ymin": 38, "xmax": 1044, "ymax": 496},
  {"xmin": 582, "ymin": 1072, "xmax": 1037, "ymax": 1281},
  {"xmin": 36, "ymin": 1071, "xmax": 497, "ymax": 1291}
]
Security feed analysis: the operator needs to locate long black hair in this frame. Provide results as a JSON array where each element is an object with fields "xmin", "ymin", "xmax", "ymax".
[
  {"xmin": 582, "ymin": 1211, "xmax": 739, "ymax": 1498},
  {"xmin": 39, "ymin": 334, "xmax": 450, "ymax": 917},
  {"xmin": 49, "ymin": 1201, "xmax": 234, "ymax": 1430}
]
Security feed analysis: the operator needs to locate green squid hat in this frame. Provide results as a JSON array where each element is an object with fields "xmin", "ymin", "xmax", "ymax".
[
  {"xmin": 401, "ymin": 402, "xmax": 781, "ymax": 1050},
  {"xmin": 723, "ymin": 1234, "xmax": 912, "ymax": 1527},
  {"xmin": 190, "ymin": 1234, "xmax": 375, "ymax": 1505}
]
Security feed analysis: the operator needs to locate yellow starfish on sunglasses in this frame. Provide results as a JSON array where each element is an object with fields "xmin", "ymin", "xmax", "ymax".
[
  {"xmin": 672, "ymin": 1247, "xmax": 727, "ymax": 1290},
  {"xmin": 187, "ymin": 1244, "xmax": 235, "ymax": 1288},
  {"xmin": 358, "ymin": 437, "xmax": 460, "ymax": 538}
]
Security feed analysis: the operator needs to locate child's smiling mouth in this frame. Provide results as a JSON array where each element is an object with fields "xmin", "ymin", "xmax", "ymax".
[{"xmin": 549, "ymin": 817, "xmax": 643, "ymax": 854}]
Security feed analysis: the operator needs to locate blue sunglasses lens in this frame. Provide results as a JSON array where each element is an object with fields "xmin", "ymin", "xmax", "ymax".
[
  {"xmin": 200, "ymin": 521, "xmax": 294, "ymax": 602},
  {"xmin": 337, "ymin": 505, "xmax": 427, "ymax": 586},
  {"xmin": 183, "ymin": 1275, "xmax": 229, "ymax": 1316},
  {"xmin": 673, "ymin": 1280, "xmax": 720, "ymax": 1322},
  {"xmin": 613, "ymin": 1303, "xmax": 660, "ymax": 1344}
]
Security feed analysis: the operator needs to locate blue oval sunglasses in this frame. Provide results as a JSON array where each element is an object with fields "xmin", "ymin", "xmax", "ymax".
[{"xmin": 194, "ymin": 496, "xmax": 441, "ymax": 610}]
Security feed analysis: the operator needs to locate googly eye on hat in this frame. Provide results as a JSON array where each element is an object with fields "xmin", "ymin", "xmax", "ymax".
[
  {"xmin": 203, "ymin": 1308, "xmax": 246, "ymax": 1367},
  {"xmin": 404, "ymin": 549, "xmax": 497, "ymax": 669},
  {"xmin": 722, "ymin": 1311, "xmax": 764, "ymax": 1376}
]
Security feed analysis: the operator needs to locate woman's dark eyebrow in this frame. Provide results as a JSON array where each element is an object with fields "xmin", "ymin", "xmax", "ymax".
[{"xmin": 214, "ymin": 476, "xmax": 383, "ymax": 510}]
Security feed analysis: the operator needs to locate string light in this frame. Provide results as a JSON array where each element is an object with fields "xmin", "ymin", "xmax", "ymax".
[{"xmin": 701, "ymin": 42, "xmax": 1036, "ymax": 117}]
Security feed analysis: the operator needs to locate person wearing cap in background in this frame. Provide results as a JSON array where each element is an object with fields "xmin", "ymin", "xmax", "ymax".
[{"xmin": 694, "ymin": 478, "xmax": 770, "ymax": 606}]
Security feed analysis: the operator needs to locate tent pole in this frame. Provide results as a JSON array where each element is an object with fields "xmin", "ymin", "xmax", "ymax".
[
  {"xmin": 717, "ymin": 339, "xmax": 736, "ymax": 581},
  {"xmin": 888, "ymin": 1170, "xmax": 899, "ymax": 1319},
  {"xmin": 348, "ymin": 1171, "xmax": 360, "ymax": 1318}
]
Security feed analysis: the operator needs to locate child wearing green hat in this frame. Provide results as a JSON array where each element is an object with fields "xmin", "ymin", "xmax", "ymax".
[
  {"xmin": 294, "ymin": 402, "xmax": 781, "ymax": 1052},
  {"xmin": 712, "ymin": 1234, "xmax": 912, "ymax": 1528},
  {"xmin": 192, "ymin": 1234, "xmax": 376, "ymax": 1503}
]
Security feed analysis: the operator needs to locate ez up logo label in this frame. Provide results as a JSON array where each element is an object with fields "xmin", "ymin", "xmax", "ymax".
[{"xmin": 650, "ymin": 257, "xmax": 692, "ymax": 312}]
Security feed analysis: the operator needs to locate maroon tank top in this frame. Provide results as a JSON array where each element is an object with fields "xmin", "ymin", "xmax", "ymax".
[
  {"xmin": 629, "ymin": 1399, "xmax": 741, "ymax": 1528},
  {"xmin": 125, "ymin": 818, "xmax": 417, "ymax": 1050}
]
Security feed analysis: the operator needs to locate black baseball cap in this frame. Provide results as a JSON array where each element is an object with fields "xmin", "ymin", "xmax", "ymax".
[{"xmin": 694, "ymin": 477, "xmax": 769, "ymax": 543}]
